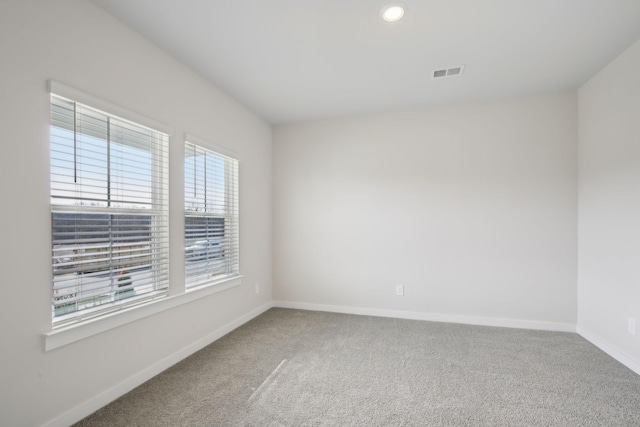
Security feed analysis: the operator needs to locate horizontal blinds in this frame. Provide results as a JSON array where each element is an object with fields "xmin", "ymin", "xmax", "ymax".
[
  {"xmin": 184, "ymin": 141, "xmax": 239, "ymax": 289},
  {"xmin": 50, "ymin": 94, "xmax": 169, "ymax": 327}
]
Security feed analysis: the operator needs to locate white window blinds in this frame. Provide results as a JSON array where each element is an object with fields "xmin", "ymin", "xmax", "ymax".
[
  {"xmin": 50, "ymin": 93, "xmax": 169, "ymax": 327},
  {"xmin": 184, "ymin": 141, "xmax": 239, "ymax": 289}
]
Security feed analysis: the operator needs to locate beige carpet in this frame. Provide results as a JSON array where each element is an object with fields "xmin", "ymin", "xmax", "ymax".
[{"xmin": 75, "ymin": 308, "xmax": 640, "ymax": 426}]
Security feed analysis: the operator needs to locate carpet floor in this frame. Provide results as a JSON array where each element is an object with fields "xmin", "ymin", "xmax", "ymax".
[{"xmin": 74, "ymin": 308, "xmax": 640, "ymax": 426}]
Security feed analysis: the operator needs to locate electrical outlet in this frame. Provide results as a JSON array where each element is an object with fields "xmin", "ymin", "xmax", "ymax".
[
  {"xmin": 395, "ymin": 284, "xmax": 404, "ymax": 296},
  {"xmin": 255, "ymin": 283, "xmax": 260, "ymax": 294},
  {"xmin": 628, "ymin": 317, "xmax": 636, "ymax": 336}
]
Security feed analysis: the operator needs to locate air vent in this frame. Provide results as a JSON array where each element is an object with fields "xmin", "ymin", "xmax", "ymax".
[{"xmin": 432, "ymin": 65, "xmax": 465, "ymax": 79}]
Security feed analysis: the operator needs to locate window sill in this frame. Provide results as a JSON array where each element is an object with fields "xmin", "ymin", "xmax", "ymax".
[{"xmin": 44, "ymin": 275, "xmax": 243, "ymax": 351}]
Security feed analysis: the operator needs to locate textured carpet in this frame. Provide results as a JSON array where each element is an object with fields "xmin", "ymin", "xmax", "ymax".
[{"xmin": 74, "ymin": 308, "xmax": 640, "ymax": 426}]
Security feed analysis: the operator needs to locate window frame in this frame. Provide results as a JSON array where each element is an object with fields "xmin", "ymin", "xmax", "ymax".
[
  {"xmin": 184, "ymin": 134, "xmax": 240, "ymax": 290},
  {"xmin": 48, "ymin": 81, "xmax": 171, "ymax": 328}
]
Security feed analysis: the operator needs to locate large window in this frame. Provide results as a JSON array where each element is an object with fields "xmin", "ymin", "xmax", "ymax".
[
  {"xmin": 184, "ymin": 140, "xmax": 239, "ymax": 289},
  {"xmin": 50, "ymin": 89, "xmax": 169, "ymax": 327}
]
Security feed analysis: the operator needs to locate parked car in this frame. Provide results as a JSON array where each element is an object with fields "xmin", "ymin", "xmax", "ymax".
[
  {"xmin": 185, "ymin": 240, "xmax": 224, "ymax": 261},
  {"xmin": 115, "ymin": 268, "xmax": 134, "ymax": 300}
]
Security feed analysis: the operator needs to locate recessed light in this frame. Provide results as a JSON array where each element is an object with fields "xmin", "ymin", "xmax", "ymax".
[{"xmin": 381, "ymin": 4, "xmax": 405, "ymax": 22}]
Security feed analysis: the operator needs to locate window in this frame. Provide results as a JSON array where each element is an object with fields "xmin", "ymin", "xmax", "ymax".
[
  {"xmin": 50, "ymin": 86, "xmax": 169, "ymax": 327},
  {"xmin": 184, "ymin": 140, "xmax": 239, "ymax": 289}
]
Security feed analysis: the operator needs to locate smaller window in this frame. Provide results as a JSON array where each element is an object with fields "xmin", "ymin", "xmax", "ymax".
[{"xmin": 184, "ymin": 140, "xmax": 239, "ymax": 289}]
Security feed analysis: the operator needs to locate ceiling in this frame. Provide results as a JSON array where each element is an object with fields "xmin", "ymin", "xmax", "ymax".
[{"xmin": 90, "ymin": 0, "xmax": 640, "ymax": 125}]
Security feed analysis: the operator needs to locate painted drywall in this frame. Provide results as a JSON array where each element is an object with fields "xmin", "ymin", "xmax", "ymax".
[
  {"xmin": 577, "ymin": 39, "xmax": 640, "ymax": 370},
  {"xmin": 0, "ymin": 1, "xmax": 271, "ymax": 426},
  {"xmin": 273, "ymin": 93, "xmax": 578, "ymax": 328}
]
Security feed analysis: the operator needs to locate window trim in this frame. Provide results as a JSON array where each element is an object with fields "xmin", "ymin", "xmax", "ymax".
[
  {"xmin": 49, "ymin": 82, "xmax": 171, "ymax": 327},
  {"xmin": 48, "ymin": 81, "xmax": 172, "ymax": 135},
  {"xmin": 185, "ymin": 133, "xmax": 238, "ymax": 160}
]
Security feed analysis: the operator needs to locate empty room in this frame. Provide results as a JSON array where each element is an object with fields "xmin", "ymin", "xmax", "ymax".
[{"xmin": 1, "ymin": 0, "xmax": 640, "ymax": 425}]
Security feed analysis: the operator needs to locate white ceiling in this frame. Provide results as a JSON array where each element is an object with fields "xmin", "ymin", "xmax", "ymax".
[{"xmin": 90, "ymin": 0, "xmax": 640, "ymax": 124}]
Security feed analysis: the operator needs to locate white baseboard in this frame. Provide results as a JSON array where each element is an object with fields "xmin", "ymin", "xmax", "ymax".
[
  {"xmin": 43, "ymin": 302, "xmax": 273, "ymax": 427},
  {"xmin": 577, "ymin": 326, "xmax": 640, "ymax": 376},
  {"xmin": 273, "ymin": 300, "xmax": 576, "ymax": 333}
]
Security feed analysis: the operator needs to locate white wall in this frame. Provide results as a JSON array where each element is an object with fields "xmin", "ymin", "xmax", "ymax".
[
  {"xmin": 577, "ymin": 39, "xmax": 640, "ymax": 372},
  {"xmin": 0, "ymin": 1, "xmax": 271, "ymax": 426},
  {"xmin": 273, "ymin": 93, "xmax": 578, "ymax": 329}
]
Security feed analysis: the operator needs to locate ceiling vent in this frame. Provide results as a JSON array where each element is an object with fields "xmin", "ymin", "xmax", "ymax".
[{"xmin": 432, "ymin": 66, "xmax": 465, "ymax": 79}]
